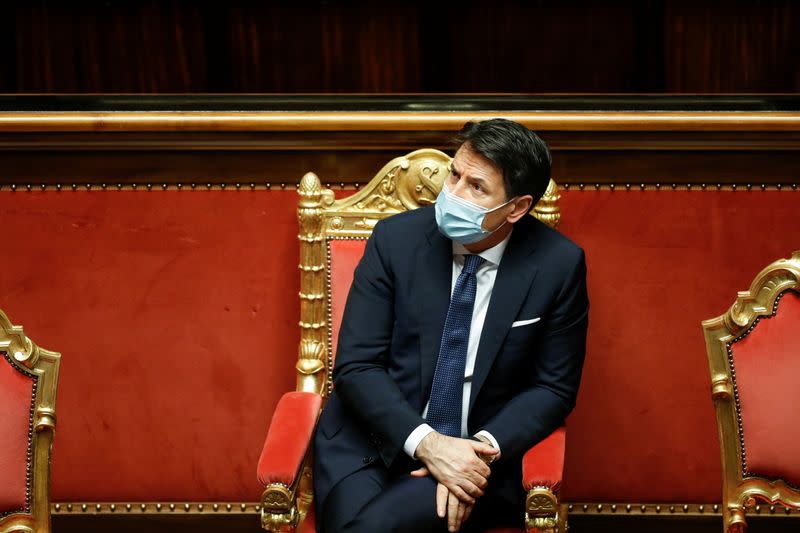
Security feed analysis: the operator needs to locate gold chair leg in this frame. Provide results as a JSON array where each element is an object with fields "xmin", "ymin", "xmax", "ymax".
[
  {"xmin": 260, "ymin": 483, "xmax": 299, "ymax": 533},
  {"xmin": 723, "ymin": 505, "xmax": 747, "ymax": 533},
  {"xmin": 525, "ymin": 486, "xmax": 560, "ymax": 533}
]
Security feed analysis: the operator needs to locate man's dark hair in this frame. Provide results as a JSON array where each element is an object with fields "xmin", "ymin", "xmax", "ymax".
[{"xmin": 455, "ymin": 118, "xmax": 552, "ymax": 208}]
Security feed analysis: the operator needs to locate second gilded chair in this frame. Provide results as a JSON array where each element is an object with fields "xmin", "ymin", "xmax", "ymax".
[{"xmin": 703, "ymin": 251, "xmax": 800, "ymax": 532}]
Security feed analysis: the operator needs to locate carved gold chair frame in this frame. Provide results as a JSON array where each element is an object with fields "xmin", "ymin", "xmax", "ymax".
[
  {"xmin": 261, "ymin": 148, "xmax": 561, "ymax": 532},
  {"xmin": 0, "ymin": 310, "xmax": 60, "ymax": 533},
  {"xmin": 702, "ymin": 251, "xmax": 800, "ymax": 533}
]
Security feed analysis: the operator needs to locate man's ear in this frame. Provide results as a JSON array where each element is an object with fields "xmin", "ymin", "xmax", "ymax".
[{"xmin": 507, "ymin": 195, "xmax": 533, "ymax": 223}]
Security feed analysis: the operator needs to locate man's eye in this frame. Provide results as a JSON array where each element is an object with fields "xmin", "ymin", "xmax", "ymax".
[{"xmin": 472, "ymin": 183, "xmax": 482, "ymax": 192}]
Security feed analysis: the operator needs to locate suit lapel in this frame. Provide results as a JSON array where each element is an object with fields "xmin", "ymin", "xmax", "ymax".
[
  {"xmin": 469, "ymin": 217, "xmax": 539, "ymax": 412},
  {"xmin": 416, "ymin": 223, "xmax": 453, "ymax": 410}
]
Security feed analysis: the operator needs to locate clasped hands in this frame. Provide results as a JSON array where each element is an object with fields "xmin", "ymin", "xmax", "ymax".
[{"xmin": 410, "ymin": 432, "xmax": 499, "ymax": 532}]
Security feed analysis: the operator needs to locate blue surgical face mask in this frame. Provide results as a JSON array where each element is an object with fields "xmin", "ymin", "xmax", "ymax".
[{"xmin": 434, "ymin": 184, "xmax": 515, "ymax": 244}]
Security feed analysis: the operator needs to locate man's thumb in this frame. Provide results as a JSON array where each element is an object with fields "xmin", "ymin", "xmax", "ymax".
[
  {"xmin": 471, "ymin": 441, "xmax": 498, "ymax": 455},
  {"xmin": 409, "ymin": 467, "xmax": 430, "ymax": 477}
]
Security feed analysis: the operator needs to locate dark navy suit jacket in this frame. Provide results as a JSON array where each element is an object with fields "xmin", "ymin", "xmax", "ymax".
[{"xmin": 314, "ymin": 205, "xmax": 588, "ymax": 514}]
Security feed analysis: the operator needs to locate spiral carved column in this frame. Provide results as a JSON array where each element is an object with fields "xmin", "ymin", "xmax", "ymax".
[{"xmin": 296, "ymin": 173, "xmax": 331, "ymax": 395}]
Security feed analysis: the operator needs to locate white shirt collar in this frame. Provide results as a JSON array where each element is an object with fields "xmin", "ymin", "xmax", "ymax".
[{"xmin": 452, "ymin": 228, "xmax": 512, "ymax": 266}]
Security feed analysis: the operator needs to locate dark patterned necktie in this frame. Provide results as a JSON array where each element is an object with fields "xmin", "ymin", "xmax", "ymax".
[{"xmin": 425, "ymin": 254, "xmax": 485, "ymax": 437}]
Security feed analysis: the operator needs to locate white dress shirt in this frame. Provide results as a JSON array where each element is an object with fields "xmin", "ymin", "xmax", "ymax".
[{"xmin": 402, "ymin": 231, "xmax": 512, "ymax": 457}]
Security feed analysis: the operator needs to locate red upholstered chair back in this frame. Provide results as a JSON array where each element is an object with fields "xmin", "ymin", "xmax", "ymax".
[
  {"xmin": 732, "ymin": 290, "xmax": 800, "ymax": 485},
  {"xmin": 703, "ymin": 251, "xmax": 800, "ymax": 531},
  {"xmin": 328, "ymin": 239, "xmax": 367, "ymax": 372},
  {"xmin": 0, "ymin": 310, "xmax": 60, "ymax": 533},
  {"xmin": 294, "ymin": 148, "xmax": 561, "ymax": 395},
  {"xmin": 0, "ymin": 350, "xmax": 33, "ymax": 517}
]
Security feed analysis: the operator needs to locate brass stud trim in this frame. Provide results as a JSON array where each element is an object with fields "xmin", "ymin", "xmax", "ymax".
[
  {"xmin": 51, "ymin": 502, "xmax": 261, "ymax": 514},
  {"xmin": 568, "ymin": 503, "xmax": 724, "ymax": 516},
  {"xmin": 1, "ymin": 182, "xmax": 799, "ymax": 193},
  {"xmin": 561, "ymin": 183, "xmax": 799, "ymax": 192},
  {"xmin": 48, "ymin": 501, "xmax": 763, "ymax": 517}
]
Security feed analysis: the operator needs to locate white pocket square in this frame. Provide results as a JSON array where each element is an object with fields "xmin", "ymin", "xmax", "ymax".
[{"xmin": 511, "ymin": 317, "xmax": 541, "ymax": 328}]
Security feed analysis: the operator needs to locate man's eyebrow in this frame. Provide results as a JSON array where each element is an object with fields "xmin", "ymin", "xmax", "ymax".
[
  {"xmin": 450, "ymin": 163, "xmax": 490, "ymax": 186},
  {"xmin": 464, "ymin": 174, "xmax": 490, "ymax": 188}
]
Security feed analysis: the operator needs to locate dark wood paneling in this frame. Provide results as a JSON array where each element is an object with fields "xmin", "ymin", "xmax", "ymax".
[
  {"xmin": 2, "ymin": 148, "xmax": 800, "ymax": 185},
  {"xmin": 15, "ymin": 2, "xmax": 208, "ymax": 92},
  {"xmin": 5, "ymin": 1, "xmax": 800, "ymax": 93},
  {"xmin": 0, "ymin": 3, "xmax": 16, "ymax": 91},
  {"xmin": 221, "ymin": 5, "xmax": 422, "ymax": 93},
  {"xmin": 429, "ymin": 4, "xmax": 642, "ymax": 93},
  {"xmin": 664, "ymin": 1, "xmax": 800, "ymax": 93}
]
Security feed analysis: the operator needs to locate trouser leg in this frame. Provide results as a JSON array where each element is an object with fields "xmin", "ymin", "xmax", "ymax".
[
  {"xmin": 320, "ymin": 463, "xmax": 390, "ymax": 533},
  {"xmin": 342, "ymin": 473, "xmax": 446, "ymax": 533}
]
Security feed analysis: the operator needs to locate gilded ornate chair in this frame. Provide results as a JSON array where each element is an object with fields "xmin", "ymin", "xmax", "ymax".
[
  {"xmin": 702, "ymin": 251, "xmax": 800, "ymax": 533},
  {"xmin": 0, "ymin": 310, "xmax": 60, "ymax": 533},
  {"xmin": 257, "ymin": 149, "xmax": 567, "ymax": 533}
]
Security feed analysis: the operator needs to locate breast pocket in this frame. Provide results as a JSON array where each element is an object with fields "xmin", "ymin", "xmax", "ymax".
[
  {"xmin": 511, "ymin": 317, "xmax": 541, "ymax": 328},
  {"xmin": 503, "ymin": 316, "xmax": 542, "ymax": 350}
]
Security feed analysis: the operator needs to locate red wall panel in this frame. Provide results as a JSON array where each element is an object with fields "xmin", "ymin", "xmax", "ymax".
[
  {"xmin": 558, "ymin": 190, "xmax": 800, "ymax": 502},
  {"xmin": 1, "ymin": 188, "xmax": 798, "ymax": 503},
  {"xmin": 1, "ymin": 191, "xmax": 299, "ymax": 501}
]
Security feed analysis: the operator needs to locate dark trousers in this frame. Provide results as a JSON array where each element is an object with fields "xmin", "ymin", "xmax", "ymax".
[{"xmin": 320, "ymin": 456, "xmax": 524, "ymax": 533}]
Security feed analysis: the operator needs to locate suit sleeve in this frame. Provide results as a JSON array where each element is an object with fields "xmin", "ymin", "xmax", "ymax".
[
  {"xmin": 481, "ymin": 248, "xmax": 589, "ymax": 460},
  {"xmin": 332, "ymin": 219, "xmax": 427, "ymax": 464}
]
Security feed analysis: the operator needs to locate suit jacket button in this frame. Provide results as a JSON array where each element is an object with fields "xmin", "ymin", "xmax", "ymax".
[{"xmin": 362, "ymin": 456, "xmax": 372, "ymax": 464}]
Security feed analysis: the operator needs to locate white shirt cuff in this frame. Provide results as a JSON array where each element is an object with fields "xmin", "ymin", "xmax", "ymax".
[
  {"xmin": 403, "ymin": 424, "xmax": 435, "ymax": 458},
  {"xmin": 475, "ymin": 430, "xmax": 501, "ymax": 454}
]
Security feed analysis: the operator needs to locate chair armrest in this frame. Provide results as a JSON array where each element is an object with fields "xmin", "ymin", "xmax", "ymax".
[
  {"xmin": 521, "ymin": 426, "xmax": 567, "ymax": 532},
  {"xmin": 257, "ymin": 391, "xmax": 323, "ymax": 487},
  {"xmin": 522, "ymin": 425, "xmax": 566, "ymax": 493}
]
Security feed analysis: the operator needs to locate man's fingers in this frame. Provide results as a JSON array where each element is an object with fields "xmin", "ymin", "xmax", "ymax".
[
  {"xmin": 469, "ymin": 440, "xmax": 499, "ymax": 456},
  {"xmin": 470, "ymin": 475, "xmax": 488, "ymax": 491},
  {"xmin": 447, "ymin": 492, "xmax": 460, "ymax": 532},
  {"xmin": 455, "ymin": 501, "xmax": 465, "ymax": 531},
  {"xmin": 409, "ymin": 467, "xmax": 430, "ymax": 478},
  {"xmin": 436, "ymin": 483, "xmax": 448, "ymax": 518},
  {"xmin": 448, "ymin": 484, "xmax": 476, "ymax": 505},
  {"xmin": 466, "ymin": 467, "xmax": 489, "ymax": 489},
  {"xmin": 472, "ymin": 458, "xmax": 491, "ymax": 479},
  {"xmin": 457, "ymin": 479, "xmax": 484, "ymax": 500},
  {"xmin": 462, "ymin": 503, "xmax": 474, "ymax": 525}
]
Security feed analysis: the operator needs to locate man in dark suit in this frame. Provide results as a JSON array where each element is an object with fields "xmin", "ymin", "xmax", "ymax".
[{"xmin": 314, "ymin": 119, "xmax": 588, "ymax": 532}]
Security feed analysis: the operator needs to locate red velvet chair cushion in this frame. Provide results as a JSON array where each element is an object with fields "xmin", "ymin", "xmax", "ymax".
[
  {"xmin": 523, "ymin": 426, "xmax": 566, "ymax": 493},
  {"xmin": 257, "ymin": 391, "xmax": 323, "ymax": 487},
  {"xmin": 732, "ymin": 290, "xmax": 800, "ymax": 486},
  {"xmin": 0, "ymin": 351, "xmax": 34, "ymax": 514}
]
